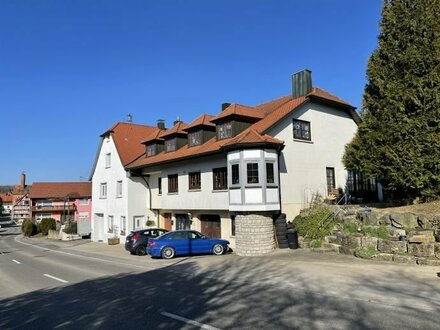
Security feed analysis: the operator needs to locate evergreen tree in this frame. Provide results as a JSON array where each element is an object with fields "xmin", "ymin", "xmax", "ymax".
[{"xmin": 344, "ymin": 0, "xmax": 440, "ymax": 201}]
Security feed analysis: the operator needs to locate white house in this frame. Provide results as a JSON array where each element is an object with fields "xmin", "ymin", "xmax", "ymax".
[
  {"xmin": 90, "ymin": 122, "xmax": 160, "ymax": 242},
  {"xmin": 91, "ymin": 70, "xmax": 367, "ymax": 255}
]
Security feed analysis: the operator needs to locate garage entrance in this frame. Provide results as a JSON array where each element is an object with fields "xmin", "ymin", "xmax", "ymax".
[{"xmin": 200, "ymin": 214, "xmax": 221, "ymax": 238}]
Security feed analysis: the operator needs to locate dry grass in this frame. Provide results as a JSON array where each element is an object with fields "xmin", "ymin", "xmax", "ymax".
[{"xmin": 379, "ymin": 200, "xmax": 440, "ymax": 215}]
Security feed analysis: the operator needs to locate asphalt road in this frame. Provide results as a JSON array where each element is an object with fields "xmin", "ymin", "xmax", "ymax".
[{"xmin": 1, "ymin": 214, "xmax": 439, "ymax": 330}]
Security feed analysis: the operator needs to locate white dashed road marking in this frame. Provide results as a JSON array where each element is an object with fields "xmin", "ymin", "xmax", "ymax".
[
  {"xmin": 160, "ymin": 312, "xmax": 221, "ymax": 330},
  {"xmin": 44, "ymin": 274, "xmax": 69, "ymax": 283},
  {"xmin": 12, "ymin": 259, "xmax": 21, "ymax": 264}
]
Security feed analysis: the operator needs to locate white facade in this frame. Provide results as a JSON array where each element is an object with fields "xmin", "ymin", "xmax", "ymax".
[
  {"xmin": 268, "ymin": 103, "xmax": 358, "ymax": 218},
  {"xmin": 91, "ymin": 136, "xmax": 152, "ymax": 243}
]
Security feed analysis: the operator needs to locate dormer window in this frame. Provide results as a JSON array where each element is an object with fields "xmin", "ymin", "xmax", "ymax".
[
  {"xmin": 188, "ymin": 130, "xmax": 202, "ymax": 147},
  {"xmin": 165, "ymin": 138, "xmax": 177, "ymax": 152},
  {"xmin": 146, "ymin": 144, "xmax": 155, "ymax": 157},
  {"xmin": 217, "ymin": 122, "xmax": 232, "ymax": 140}
]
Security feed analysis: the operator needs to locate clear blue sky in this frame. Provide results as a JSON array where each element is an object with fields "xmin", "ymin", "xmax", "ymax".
[{"xmin": 0, "ymin": 0, "xmax": 382, "ymax": 185}]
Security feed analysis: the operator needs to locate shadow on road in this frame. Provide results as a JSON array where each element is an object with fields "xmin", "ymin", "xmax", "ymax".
[{"xmin": 0, "ymin": 254, "xmax": 439, "ymax": 329}]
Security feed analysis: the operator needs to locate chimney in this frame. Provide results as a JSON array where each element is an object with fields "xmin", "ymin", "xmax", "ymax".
[
  {"xmin": 173, "ymin": 116, "xmax": 182, "ymax": 126},
  {"xmin": 292, "ymin": 69, "xmax": 313, "ymax": 98},
  {"xmin": 20, "ymin": 171, "xmax": 26, "ymax": 189},
  {"xmin": 221, "ymin": 103, "xmax": 231, "ymax": 111},
  {"xmin": 126, "ymin": 113, "xmax": 133, "ymax": 122},
  {"xmin": 157, "ymin": 119, "xmax": 165, "ymax": 130}
]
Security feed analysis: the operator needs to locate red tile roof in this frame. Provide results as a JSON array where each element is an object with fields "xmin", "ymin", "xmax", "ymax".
[
  {"xmin": 126, "ymin": 87, "xmax": 356, "ymax": 169},
  {"xmin": 221, "ymin": 129, "xmax": 284, "ymax": 150},
  {"xmin": 29, "ymin": 182, "xmax": 92, "ymax": 199},
  {"xmin": 0, "ymin": 193, "xmax": 13, "ymax": 203},
  {"xmin": 210, "ymin": 103, "xmax": 264, "ymax": 123},
  {"xmin": 160, "ymin": 122, "xmax": 189, "ymax": 139},
  {"xmin": 184, "ymin": 114, "xmax": 216, "ymax": 131},
  {"xmin": 101, "ymin": 122, "xmax": 159, "ymax": 165}
]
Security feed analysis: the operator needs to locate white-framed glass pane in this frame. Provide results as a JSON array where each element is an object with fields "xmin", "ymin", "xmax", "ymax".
[
  {"xmin": 116, "ymin": 180, "xmax": 123, "ymax": 197},
  {"xmin": 105, "ymin": 153, "xmax": 111, "ymax": 168}
]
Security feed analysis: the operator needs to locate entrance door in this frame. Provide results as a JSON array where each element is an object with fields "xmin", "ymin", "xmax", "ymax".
[
  {"xmin": 94, "ymin": 213, "xmax": 104, "ymax": 242},
  {"xmin": 176, "ymin": 214, "xmax": 190, "ymax": 230},
  {"xmin": 163, "ymin": 213, "xmax": 172, "ymax": 231},
  {"xmin": 200, "ymin": 214, "xmax": 221, "ymax": 238}
]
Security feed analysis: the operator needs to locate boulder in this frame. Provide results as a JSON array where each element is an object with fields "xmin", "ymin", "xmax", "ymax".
[
  {"xmin": 393, "ymin": 255, "xmax": 416, "ymax": 264},
  {"xmin": 375, "ymin": 253, "xmax": 394, "ymax": 261},
  {"xmin": 377, "ymin": 239, "xmax": 407, "ymax": 254},
  {"xmin": 361, "ymin": 236, "xmax": 378, "ymax": 249},
  {"xmin": 434, "ymin": 243, "xmax": 440, "ymax": 259},
  {"xmin": 408, "ymin": 243, "xmax": 435, "ymax": 257},
  {"xmin": 408, "ymin": 230, "xmax": 436, "ymax": 244}
]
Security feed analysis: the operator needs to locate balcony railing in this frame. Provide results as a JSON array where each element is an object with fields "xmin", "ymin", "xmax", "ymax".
[{"xmin": 32, "ymin": 205, "xmax": 76, "ymax": 212}]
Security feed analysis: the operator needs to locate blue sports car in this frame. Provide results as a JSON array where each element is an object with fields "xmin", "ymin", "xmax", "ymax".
[{"xmin": 147, "ymin": 230, "xmax": 230, "ymax": 259}]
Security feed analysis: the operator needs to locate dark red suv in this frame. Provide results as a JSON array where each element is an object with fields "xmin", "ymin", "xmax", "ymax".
[{"xmin": 125, "ymin": 228, "xmax": 168, "ymax": 256}]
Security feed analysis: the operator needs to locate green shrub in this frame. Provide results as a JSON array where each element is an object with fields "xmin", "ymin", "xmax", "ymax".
[
  {"xmin": 354, "ymin": 246, "xmax": 377, "ymax": 259},
  {"xmin": 310, "ymin": 239, "xmax": 323, "ymax": 248},
  {"xmin": 64, "ymin": 222, "xmax": 77, "ymax": 234},
  {"xmin": 343, "ymin": 221, "xmax": 362, "ymax": 235},
  {"xmin": 39, "ymin": 218, "xmax": 56, "ymax": 236},
  {"xmin": 294, "ymin": 207, "xmax": 336, "ymax": 240},
  {"xmin": 22, "ymin": 219, "xmax": 38, "ymax": 237}
]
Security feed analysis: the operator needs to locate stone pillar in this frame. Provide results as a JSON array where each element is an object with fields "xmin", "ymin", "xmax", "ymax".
[{"xmin": 235, "ymin": 213, "xmax": 274, "ymax": 256}]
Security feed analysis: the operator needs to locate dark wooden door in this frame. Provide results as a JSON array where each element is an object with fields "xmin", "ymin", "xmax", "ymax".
[
  {"xmin": 176, "ymin": 214, "xmax": 191, "ymax": 230},
  {"xmin": 200, "ymin": 214, "xmax": 221, "ymax": 238},
  {"xmin": 163, "ymin": 213, "xmax": 172, "ymax": 231}
]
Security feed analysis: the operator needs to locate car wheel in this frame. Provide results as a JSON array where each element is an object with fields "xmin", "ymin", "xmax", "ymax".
[
  {"xmin": 135, "ymin": 246, "xmax": 146, "ymax": 256},
  {"xmin": 161, "ymin": 247, "xmax": 175, "ymax": 259},
  {"xmin": 212, "ymin": 243, "xmax": 224, "ymax": 255}
]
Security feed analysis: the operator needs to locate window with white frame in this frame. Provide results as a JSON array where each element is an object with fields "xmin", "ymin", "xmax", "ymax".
[
  {"xmin": 100, "ymin": 183, "xmax": 107, "ymax": 198},
  {"xmin": 105, "ymin": 153, "xmax": 111, "ymax": 168},
  {"xmin": 79, "ymin": 198, "xmax": 89, "ymax": 205},
  {"xmin": 116, "ymin": 180, "xmax": 123, "ymax": 197},
  {"xmin": 36, "ymin": 199, "xmax": 52, "ymax": 207},
  {"xmin": 78, "ymin": 212, "xmax": 89, "ymax": 220},
  {"xmin": 247, "ymin": 163, "xmax": 259, "ymax": 184},
  {"xmin": 231, "ymin": 164, "xmax": 240, "ymax": 185},
  {"xmin": 266, "ymin": 162, "xmax": 275, "ymax": 184},
  {"xmin": 36, "ymin": 213, "xmax": 52, "ymax": 222},
  {"xmin": 108, "ymin": 215, "xmax": 114, "ymax": 231}
]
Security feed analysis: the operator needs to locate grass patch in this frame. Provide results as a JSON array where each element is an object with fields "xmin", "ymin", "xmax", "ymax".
[
  {"xmin": 362, "ymin": 226, "xmax": 389, "ymax": 239},
  {"xmin": 354, "ymin": 246, "xmax": 377, "ymax": 259}
]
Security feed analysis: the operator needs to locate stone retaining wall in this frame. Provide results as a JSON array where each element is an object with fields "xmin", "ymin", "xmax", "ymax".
[{"xmin": 235, "ymin": 214, "xmax": 274, "ymax": 256}]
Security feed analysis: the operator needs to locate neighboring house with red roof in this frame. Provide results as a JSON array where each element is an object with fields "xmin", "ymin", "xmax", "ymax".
[
  {"xmin": 0, "ymin": 193, "xmax": 13, "ymax": 214},
  {"xmin": 90, "ymin": 70, "xmax": 371, "ymax": 254},
  {"xmin": 29, "ymin": 182, "xmax": 92, "ymax": 223},
  {"xmin": 11, "ymin": 172, "xmax": 31, "ymax": 223}
]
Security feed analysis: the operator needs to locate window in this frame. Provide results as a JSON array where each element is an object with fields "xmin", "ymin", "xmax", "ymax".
[
  {"xmin": 165, "ymin": 138, "xmax": 176, "ymax": 152},
  {"xmin": 79, "ymin": 198, "xmax": 89, "ymax": 205},
  {"xmin": 158, "ymin": 177, "xmax": 162, "ymax": 194},
  {"xmin": 293, "ymin": 119, "xmax": 311, "ymax": 140},
  {"xmin": 108, "ymin": 215, "xmax": 114, "ymax": 230},
  {"xmin": 231, "ymin": 215, "xmax": 236, "ymax": 236},
  {"xmin": 168, "ymin": 174, "xmax": 178, "ymax": 193},
  {"xmin": 231, "ymin": 164, "xmax": 240, "ymax": 185},
  {"xmin": 326, "ymin": 167, "xmax": 336, "ymax": 193},
  {"xmin": 121, "ymin": 216, "xmax": 126, "ymax": 233},
  {"xmin": 217, "ymin": 122, "xmax": 232, "ymax": 140},
  {"xmin": 188, "ymin": 130, "xmax": 202, "ymax": 147},
  {"xmin": 247, "ymin": 163, "xmax": 259, "ymax": 184},
  {"xmin": 36, "ymin": 213, "xmax": 52, "ymax": 222},
  {"xmin": 36, "ymin": 199, "xmax": 52, "ymax": 207},
  {"xmin": 146, "ymin": 144, "xmax": 155, "ymax": 157},
  {"xmin": 105, "ymin": 153, "xmax": 111, "ymax": 168},
  {"xmin": 213, "ymin": 167, "xmax": 227, "ymax": 190},
  {"xmin": 266, "ymin": 163, "xmax": 275, "ymax": 184},
  {"xmin": 78, "ymin": 212, "xmax": 89, "ymax": 220},
  {"xmin": 100, "ymin": 183, "xmax": 107, "ymax": 198},
  {"xmin": 116, "ymin": 180, "xmax": 123, "ymax": 198},
  {"xmin": 189, "ymin": 172, "xmax": 201, "ymax": 190}
]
